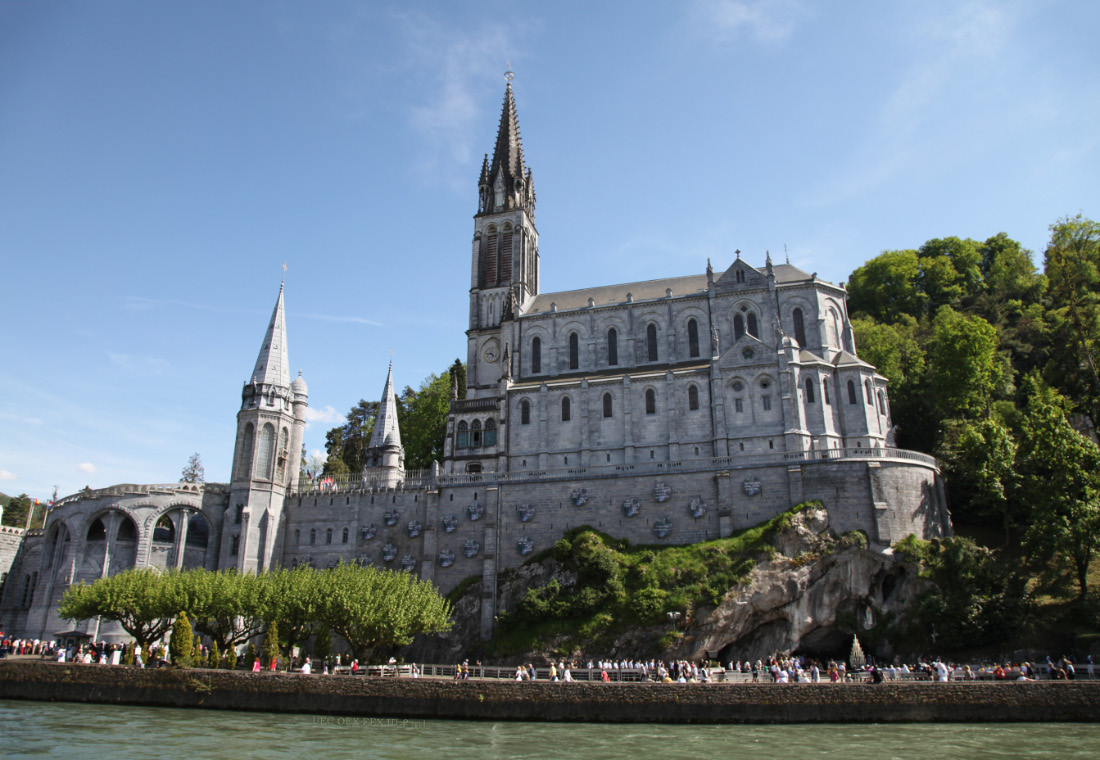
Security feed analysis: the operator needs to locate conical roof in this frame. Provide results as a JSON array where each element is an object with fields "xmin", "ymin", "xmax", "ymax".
[
  {"xmin": 250, "ymin": 283, "xmax": 290, "ymax": 388},
  {"xmin": 488, "ymin": 83, "xmax": 526, "ymax": 189},
  {"xmin": 368, "ymin": 362, "xmax": 402, "ymax": 450}
]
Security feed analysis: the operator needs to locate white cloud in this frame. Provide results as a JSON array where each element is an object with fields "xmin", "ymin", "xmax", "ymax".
[
  {"xmin": 692, "ymin": 0, "xmax": 809, "ymax": 44},
  {"xmin": 77, "ymin": 462, "xmax": 98, "ymax": 474},
  {"xmin": 304, "ymin": 405, "xmax": 345, "ymax": 425},
  {"xmin": 309, "ymin": 449, "xmax": 328, "ymax": 462},
  {"xmin": 0, "ymin": 468, "xmax": 16, "ymax": 481}
]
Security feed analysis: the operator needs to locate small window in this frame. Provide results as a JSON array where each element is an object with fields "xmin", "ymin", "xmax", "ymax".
[
  {"xmin": 471, "ymin": 419, "xmax": 482, "ymax": 447},
  {"xmin": 342, "ymin": 527, "xmax": 349, "ymax": 544},
  {"xmin": 532, "ymin": 336, "xmax": 541, "ymax": 374},
  {"xmin": 603, "ymin": 393, "xmax": 613, "ymax": 418},
  {"xmin": 647, "ymin": 324, "xmax": 658, "ymax": 362},
  {"xmin": 687, "ymin": 319, "xmax": 699, "ymax": 358},
  {"xmin": 484, "ymin": 419, "xmax": 497, "ymax": 446},
  {"xmin": 736, "ymin": 268, "xmax": 745, "ymax": 284},
  {"xmin": 823, "ymin": 380, "xmax": 831, "ymax": 405},
  {"xmin": 878, "ymin": 391, "xmax": 886, "ymax": 414},
  {"xmin": 326, "ymin": 528, "xmax": 333, "ymax": 545},
  {"xmin": 747, "ymin": 312, "xmax": 759, "ymax": 338},
  {"xmin": 456, "ymin": 421, "xmax": 469, "ymax": 449},
  {"xmin": 793, "ymin": 307, "xmax": 807, "ymax": 347},
  {"xmin": 688, "ymin": 385, "xmax": 699, "ymax": 410},
  {"xmin": 645, "ymin": 388, "xmax": 656, "ymax": 415},
  {"xmin": 235, "ymin": 504, "xmax": 243, "ymax": 525},
  {"xmin": 848, "ymin": 380, "xmax": 858, "ymax": 405},
  {"xmin": 569, "ymin": 332, "xmax": 579, "ymax": 370},
  {"xmin": 521, "ymin": 399, "xmax": 531, "ymax": 425},
  {"xmin": 762, "ymin": 395, "xmax": 772, "ymax": 411},
  {"xmin": 294, "ymin": 529, "xmax": 300, "ymax": 546},
  {"xmin": 734, "ymin": 314, "xmax": 745, "ymax": 341},
  {"xmin": 561, "ymin": 396, "xmax": 571, "ymax": 422},
  {"xmin": 805, "ymin": 378, "xmax": 815, "ymax": 404},
  {"xmin": 608, "ymin": 328, "xmax": 618, "ymax": 366},
  {"xmin": 866, "ymin": 380, "xmax": 874, "ymax": 404},
  {"xmin": 735, "ymin": 398, "xmax": 744, "ymax": 413},
  {"xmin": 309, "ymin": 529, "xmax": 316, "ymax": 545},
  {"xmin": 231, "ymin": 535, "xmax": 240, "ymax": 556}
]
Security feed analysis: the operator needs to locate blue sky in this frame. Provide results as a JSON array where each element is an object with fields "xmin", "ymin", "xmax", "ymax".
[{"xmin": 1, "ymin": 0, "xmax": 1097, "ymax": 501}]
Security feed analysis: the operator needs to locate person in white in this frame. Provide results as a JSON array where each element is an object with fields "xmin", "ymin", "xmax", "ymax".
[{"xmin": 300, "ymin": 659, "xmax": 312, "ymax": 674}]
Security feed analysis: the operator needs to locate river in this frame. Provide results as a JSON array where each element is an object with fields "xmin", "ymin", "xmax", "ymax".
[{"xmin": 2, "ymin": 699, "xmax": 1098, "ymax": 759}]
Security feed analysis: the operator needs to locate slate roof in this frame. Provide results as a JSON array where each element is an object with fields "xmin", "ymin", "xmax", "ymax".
[
  {"xmin": 368, "ymin": 363, "xmax": 402, "ymax": 450},
  {"xmin": 525, "ymin": 274, "xmax": 710, "ymax": 314},
  {"xmin": 249, "ymin": 283, "xmax": 290, "ymax": 388}
]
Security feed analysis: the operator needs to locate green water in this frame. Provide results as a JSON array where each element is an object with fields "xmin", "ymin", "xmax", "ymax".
[{"xmin": 1, "ymin": 700, "xmax": 1098, "ymax": 759}]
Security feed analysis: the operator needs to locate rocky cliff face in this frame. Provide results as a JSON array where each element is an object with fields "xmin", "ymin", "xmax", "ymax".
[{"xmin": 405, "ymin": 507, "xmax": 923, "ymax": 664}]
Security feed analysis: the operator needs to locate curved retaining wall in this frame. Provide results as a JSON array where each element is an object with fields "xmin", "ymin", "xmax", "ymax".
[{"xmin": 2, "ymin": 662, "xmax": 1099, "ymax": 723}]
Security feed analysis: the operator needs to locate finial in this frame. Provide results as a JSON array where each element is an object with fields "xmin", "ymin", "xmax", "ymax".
[
  {"xmin": 735, "ymin": 249, "xmax": 741, "ymax": 259},
  {"xmin": 766, "ymin": 250, "xmax": 773, "ymax": 265},
  {"xmin": 281, "ymin": 262, "xmax": 287, "ymax": 288},
  {"xmin": 504, "ymin": 61, "xmax": 514, "ymax": 84},
  {"xmin": 784, "ymin": 244, "xmax": 789, "ymax": 264}
]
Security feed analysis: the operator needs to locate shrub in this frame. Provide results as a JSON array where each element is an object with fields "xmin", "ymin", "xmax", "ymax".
[
  {"xmin": 169, "ymin": 613, "xmax": 194, "ymax": 668},
  {"xmin": 262, "ymin": 622, "xmax": 280, "ymax": 668},
  {"xmin": 209, "ymin": 641, "xmax": 220, "ymax": 670},
  {"xmin": 226, "ymin": 645, "xmax": 238, "ymax": 671},
  {"xmin": 244, "ymin": 642, "xmax": 256, "ymax": 671}
]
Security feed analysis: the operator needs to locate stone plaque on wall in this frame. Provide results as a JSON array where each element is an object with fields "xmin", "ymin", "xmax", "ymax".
[
  {"xmin": 689, "ymin": 497, "xmax": 707, "ymax": 518},
  {"xmin": 360, "ymin": 524, "xmax": 377, "ymax": 541},
  {"xmin": 438, "ymin": 549, "xmax": 455, "ymax": 567},
  {"xmin": 516, "ymin": 536, "xmax": 534, "ymax": 556},
  {"xmin": 407, "ymin": 520, "xmax": 422, "ymax": 538},
  {"xmin": 743, "ymin": 479, "xmax": 762, "ymax": 496},
  {"xmin": 622, "ymin": 498, "xmax": 641, "ymax": 518},
  {"xmin": 653, "ymin": 482, "xmax": 672, "ymax": 502},
  {"xmin": 384, "ymin": 509, "xmax": 399, "ymax": 526},
  {"xmin": 467, "ymin": 503, "xmax": 484, "ymax": 521},
  {"xmin": 400, "ymin": 554, "xmax": 417, "ymax": 572},
  {"xmin": 517, "ymin": 504, "xmax": 535, "ymax": 522},
  {"xmin": 381, "ymin": 543, "xmax": 397, "ymax": 562},
  {"xmin": 571, "ymin": 488, "xmax": 589, "ymax": 507},
  {"xmin": 653, "ymin": 517, "xmax": 673, "ymax": 538},
  {"xmin": 463, "ymin": 538, "xmax": 480, "ymax": 558},
  {"xmin": 441, "ymin": 515, "xmax": 458, "ymax": 533}
]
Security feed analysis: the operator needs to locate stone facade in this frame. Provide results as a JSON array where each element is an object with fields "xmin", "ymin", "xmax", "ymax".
[{"xmin": 0, "ymin": 83, "xmax": 950, "ymax": 645}]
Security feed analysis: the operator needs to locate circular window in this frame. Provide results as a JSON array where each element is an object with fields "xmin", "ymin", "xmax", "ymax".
[
  {"xmin": 741, "ymin": 347, "xmax": 755, "ymax": 360},
  {"xmin": 761, "ymin": 379, "xmax": 770, "ymax": 389},
  {"xmin": 731, "ymin": 381, "xmax": 744, "ymax": 392}
]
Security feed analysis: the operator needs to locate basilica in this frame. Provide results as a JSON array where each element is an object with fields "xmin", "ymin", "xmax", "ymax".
[{"xmin": 0, "ymin": 84, "xmax": 950, "ymax": 644}]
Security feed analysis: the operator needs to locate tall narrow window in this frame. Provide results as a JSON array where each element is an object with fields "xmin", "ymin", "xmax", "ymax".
[
  {"xmin": 520, "ymin": 400, "xmax": 531, "ymax": 425},
  {"xmin": 569, "ymin": 332, "xmax": 579, "ymax": 370},
  {"xmin": 793, "ymin": 308, "xmax": 807, "ymax": 346},
  {"xmin": 878, "ymin": 391, "xmax": 886, "ymax": 415},
  {"xmin": 471, "ymin": 419, "xmax": 482, "ymax": 447},
  {"xmin": 456, "ymin": 421, "xmax": 469, "ymax": 448},
  {"xmin": 645, "ymin": 388, "xmax": 656, "ymax": 414},
  {"xmin": 309, "ymin": 529, "xmax": 316, "ymax": 545},
  {"xmin": 747, "ymin": 312, "xmax": 759, "ymax": 338},
  {"xmin": 499, "ymin": 226, "xmax": 513, "ymax": 282},
  {"xmin": 561, "ymin": 396, "xmax": 571, "ymax": 422},
  {"xmin": 865, "ymin": 380, "xmax": 874, "ymax": 404},
  {"xmin": 688, "ymin": 385, "xmax": 699, "ymax": 410},
  {"xmin": 257, "ymin": 423, "xmax": 275, "ymax": 480},
  {"xmin": 805, "ymin": 378, "xmax": 815, "ymax": 404},
  {"xmin": 484, "ymin": 419, "xmax": 497, "ymax": 446},
  {"xmin": 484, "ymin": 227, "xmax": 498, "ymax": 286},
  {"xmin": 326, "ymin": 528, "xmax": 333, "ymax": 545},
  {"xmin": 531, "ymin": 337, "xmax": 541, "ymax": 374},
  {"xmin": 294, "ymin": 529, "xmax": 300, "ymax": 545},
  {"xmin": 603, "ymin": 393, "xmax": 613, "ymax": 418},
  {"xmin": 687, "ymin": 319, "xmax": 699, "ymax": 358},
  {"xmin": 646, "ymin": 324, "xmax": 658, "ymax": 362},
  {"xmin": 735, "ymin": 398, "xmax": 744, "ymax": 413},
  {"xmin": 342, "ymin": 527, "xmax": 349, "ymax": 544},
  {"xmin": 238, "ymin": 423, "xmax": 254, "ymax": 480},
  {"xmin": 607, "ymin": 328, "xmax": 618, "ymax": 365},
  {"xmin": 763, "ymin": 395, "xmax": 772, "ymax": 411},
  {"xmin": 828, "ymin": 309, "xmax": 841, "ymax": 348},
  {"xmin": 276, "ymin": 428, "xmax": 288, "ymax": 481},
  {"xmin": 848, "ymin": 380, "xmax": 858, "ymax": 405},
  {"xmin": 823, "ymin": 380, "xmax": 831, "ymax": 405},
  {"xmin": 736, "ymin": 268, "xmax": 745, "ymax": 283},
  {"xmin": 734, "ymin": 314, "xmax": 745, "ymax": 341},
  {"xmin": 231, "ymin": 535, "xmax": 240, "ymax": 556}
]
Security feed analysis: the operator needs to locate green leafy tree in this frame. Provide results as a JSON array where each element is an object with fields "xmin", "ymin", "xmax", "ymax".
[
  {"xmin": 59, "ymin": 568, "xmax": 181, "ymax": 651},
  {"xmin": 1, "ymin": 494, "xmax": 35, "ymax": 529},
  {"xmin": 928, "ymin": 307, "xmax": 1002, "ymax": 419},
  {"xmin": 1043, "ymin": 214, "xmax": 1100, "ymax": 430},
  {"xmin": 226, "ymin": 644, "xmax": 238, "ymax": 671},
  {"xmin": 323, "ymin": 400, "xmax": 379, "ymax": 476},
  {"xmin": 449, "ymin": 359, "xmax": 466, "ymax": 400},
  {"xmin": 180, "ymin": 569, "xmax": 268, "ymax": 651},
  {"xmin": 244, "ymin": 642, "xmax": 257, "ymax": 671},
  {"xmin": 396, "ymin": 371, "xmax": 452, "ymax": 469},
  {"xmin": 122, "ymin": 643, "xmax": 135, "ymax": 666},
  {"xmin": 266, "ymin": 566, "xmax": 322, "ymax": 656},
  {"xmin": 317, "ymin": 562, "xmax": 452, "ymax": 662},
  {"xmin": 1018, "ymin": 379, "xmax": 1100, "ymax": 599},
  {"xmin": 169, "ymin": 612, "xmax": 194, "ymax": 668},
  {"xmin": 209, "ymin": 640, "xmax": 220, "ymax": 670},
  {"xmin": 262, "ymin": 621, "xmax": 281, "ymax": 668},
  {"xmin": 943, "ymin": 418, "xmax": 1019, "ymax": 541},
  {"xmin": 847, "ymin": 250, "xmax": 926, "ymax": 323},
  {"xmin": 312, "ymin": 622, "xmax": 331, "ymax": 662}
]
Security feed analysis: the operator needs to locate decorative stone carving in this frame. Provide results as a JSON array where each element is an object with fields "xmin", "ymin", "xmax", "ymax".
[
  {"xmin": 517, "ymin": 503, "xmax": 535, "ymax": 522},
  {"xmin": 407, "ymin": 520, "xmax": 422, "ymax": 538},
  {"xmin": 463, "ymin": 539, "xmax": 480, "ymax": 558},
  {"xmin": 570, "ymin": 488, "xmax": 588, "ymax": 507},
  {"xmin": 653, "ymin": 482, "xmax": 672, "ymax": 503},
  {"xmin": 622, "ymin": 498, "xmax": 641, "ymax": 518},
  {"xmin": 516, "ymin": 536, "xmax": 533, "ymax": 556},
  {"xmin": 441, "ymin": 515, "xmax": 458, "ymax": 533},
  {"xmin": 438, "ymin": 549, "xmax": 455, "ymax": 568},
  {"xmin": 653, "ymin": 517, "xmax": 673, "ymax": 538},
  {"xmin": 689, "ymin": 497, "xmax": 707, "ymax": 518}
]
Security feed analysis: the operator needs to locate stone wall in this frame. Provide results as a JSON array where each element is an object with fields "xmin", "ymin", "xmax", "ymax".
[{"xmin": 2, "ymin": 662, "xmax": 1098, "ymax": 723}]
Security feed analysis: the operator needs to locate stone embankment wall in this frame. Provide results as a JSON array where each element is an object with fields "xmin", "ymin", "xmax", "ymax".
[{"xmin": 2, "ymin": 662, "xmax": 1098, "ymax": 724}]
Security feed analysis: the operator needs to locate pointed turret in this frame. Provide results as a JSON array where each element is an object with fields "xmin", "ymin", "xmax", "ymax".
[
  {"xmin": 368, "ymin": 362, "xmax": 403, "ymax": 452},
  {"xmin": 250, "ymin": 283, "xmax": 290, "ymax": 389}
]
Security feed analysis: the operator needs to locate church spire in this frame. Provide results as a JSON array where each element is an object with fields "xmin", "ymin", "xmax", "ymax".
[
  {"xmin": 368, "ymin": 362, "xmax": 402, "ymax": 452},
  {"xmin": 249, "ymin": 281, "xmax": 290, "ymax": 388},
  {"xmin": 478, "ymin": 79, "xmax": 533, "ymax": 216}
]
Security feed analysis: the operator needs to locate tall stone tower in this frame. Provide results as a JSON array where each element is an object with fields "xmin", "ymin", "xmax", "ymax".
[
  {"xmin": 364, "ymin": 362, "xmax": 405, "ymax": 486},
  {"xmin": 467, "ymin": 81, "xmax": 539, "ymax": 394},
  {"xmin": 223, "ymin": 281, "xmax": 308, "ymax": 572}
]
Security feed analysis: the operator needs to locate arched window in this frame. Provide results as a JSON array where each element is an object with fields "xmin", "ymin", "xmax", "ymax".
[
  {"xmin": 86, "ymin": 518, "xmax": 106, "ymax": 542},
  {"xmin": 309, "ymin": 528, "xmax": 316, "ymax": 545},
  {"xmin": 520, "ymin": 399, "xmax": 531, "ymax": 425},
  {"xmin": 186, "ymin": 514, "xmax": 209, "ymax": 548},
  {"xmin": 865, "ymin": 379, "xmax": 874, "ymax": 404},
  {"xmin": 734, "ymin": 314, "xmax": 745, "ymax": 341},
  {"xmin": 603, "ymin": 393, "xmax": 613, "ymax": 418},
  {"xmin": 561, "ymin": 396, "xmax": 571, "ymax": 422},
  {"xmin": 848, "ymin": 380, "xmax": 858, "ymax": 405},
  {"xmin": 878, "ymin": 391, "xmax": 886, "ymax": 415},
  {"xmin": 531, "ymin": 336, "xmax": 541, "ymax": 374},
  {"xmin": 239, "ymin": 423, "xmax": 254, "ymax": 479},
  {"xmin": 470, "ymin": 419, "xmax": 482, "ymax": 447},
  {"xmin": 294, "ymin": 529, "xmax": 300, "ymax": 546},
  {"xmin": 805, "ymin": 377, "xmax": 816, "ymax": 404},
  {"xmin": 747, "ymin": 312, "xmax": 759, "ymax": 338},
  {"xmin": 342, "ymin": 527, "xmax": 349, "ymax": 544},
  {"xmin": 646, "ymin": 324, "xmax": 658, "ymax": 362},
  {"xmin": 153, "ymin": 515, "xmax": 174, "ymax": 544},
  {"xmin": 687, "ymin": 319, "xmax": 700, "ymax": 358},
  {"xmin": 116, "ymin": 517, "xmax": 136, "ymax": 541},
  {"xmin": 645, "ymin": 388, "xmax": 656, "ymax": 414},
  {"xmin": 793, "ymin": 308, "xmax": 807, "ymax": 346},
  {"xmin": 688, "ymin": 384, "xmax": 699, "ymax": 410},
  {"xmin": 257, "ymin": 423, "xmax": 275, "ymax": 480},
  {"xmin": 828, "ymin": 308, "xmax": 841, "ymax": 348},
  {"xmin": 326, "ymin": 528, "xmax": 333, "ymax": 545},
  {"xmin": 456, "ymin": 421, "xmax": 469, "ymax": 448},
  {"xmin": 484, "ymin": 419, "xmax": 497, "ymax": 446},
  {"xmin": 736, "ymin": 268, "xmax": 745, "ymax": 283},
  {"xmin": 569, "ymin": 332, "xmax": 579, "ymax": 370},
  {"xmin": 277, "ymin": 427, "xmax": 288, "ymax": 481},
  {"xmin": 607, "ymin": 328, "xmax": 618, "ymax": 366},
  {"xmin": 823, "ymin": 379, "xmax": 831, "ymax": 405}
]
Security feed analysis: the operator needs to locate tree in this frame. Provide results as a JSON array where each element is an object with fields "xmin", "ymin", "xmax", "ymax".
[
  {"xmin": 449, "ymin": 359, "xmax": 466, "ymax": 400},
  {"xmin": 317, "ymin": 562, "xmax": 452, "ymax": 662},
  {"xmin": 312, "ymin": 622, "xmax": 332, "ymax": 662},
  {"xmin": 180, "ymin": 453, "xmax": 205, "ymax": 483},
  {"xmin": 244, "ymin": 642, "xmax": 257, "ymax": 671},
  {"xmin": 1043, "ymin": 214, "xmax": 1100, "ymax": 431},
  {"xmin": 396, "ymin": 371, "xmax": 452, "ymax": 469},
  {"xmin": 226, "ymin": 643, "xmax": 238, "ymax": 671},
  {"xmin": 943, "ymin": 418, "xmax": 1018, "ymax": 541},
  {"xmin": 1018, "ymin": 379, "xmax": 1100, "ymax": 600},
  {"xmin": 180, "ymin": 568, "xmax": 268, "ymax": 651},
  {"xmin": 927, "ymin": 307, "xmax": 1002, "ymax": 419},
  {"xmin": 58, "ymin": 568, "xmax": 181, "ymax": 651},
  {"xmin": 323, "ymin": 400, "xmax": 379, "ymax": 476},
  {"xmin": 209, "ymin": 640, "xmax": 221, "ymax": 670},
  {"xmin": 262, "ymin": 621, "xmax": 281, "ymax": 668},
  {"xmin": 1, "ymin": 493, "xmax": 34, "ymax": 529},
  {"xmin": 266, "ymin": 565, "xmax": 322, "ymax": 656},
  {"xmin": 847, "ymin": 250, "xmax": 926, "ymax": 324},
  {"xmin": 169, "ymin": 612, "xmax": 194, "ymax": 668}
]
